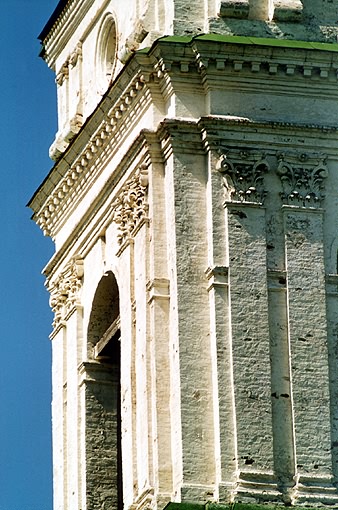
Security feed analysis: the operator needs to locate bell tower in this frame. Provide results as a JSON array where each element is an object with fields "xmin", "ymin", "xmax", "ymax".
[{"xmin": 30, "ymin": 1, "xmax": 338, "ymax": 510}]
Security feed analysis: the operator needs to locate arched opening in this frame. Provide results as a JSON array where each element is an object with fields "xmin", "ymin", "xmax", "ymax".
[
  {"xmin": 86, "ymin": 271, "xmax": 123, "ymax": 510},
  {"xmin": 96, "ymin": 13, "xmax": 117, "ymax": 94}
]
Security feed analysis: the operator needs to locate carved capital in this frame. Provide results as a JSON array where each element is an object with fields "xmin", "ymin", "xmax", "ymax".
[
  {"xmin": 277, "ymin": 152, "xmax": 328, "ymax": 208},
  {"xmin": 113, "ymin": 165, "xmax": 149, "ymax": 245},
  {"xmin": 48, "ymin": 256, "xmax": 84, "ymax": 329},
  {"xmin": 217, "ymin": 148, "xmax": 269, "ymax": 205}
]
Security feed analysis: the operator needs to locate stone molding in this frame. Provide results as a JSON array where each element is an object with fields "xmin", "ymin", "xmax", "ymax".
[
  {"xmin": 237, "ymin": 470, "xmax": 280, "ymax": 501},
  {"xmin": 326, "ymin": 274, "xmax": 338, "ymax": 297},
  {"xmin": 146, "ymin": 278, "xmax": 170, "ymax": 302},
  {"xmin": 205, "ymin": 266, "xmax": 229, "ymax": 290},
  {"xmin": 48, "ymin": 256, "xmax": 84, "ymax": 331},
  {"xmin": 181, "ymin": 38, "xmax": 338, "ymax": 80},
  {"xmin": 217, "ymin": 148, "xmax": 269, "ymax": 204},
  {"xmin": 40, "ymin": 0, "xmax": 96, "ymax": 68},
  {"xmin": 55, "ymin": 42, "xmax": 82, "ymax": 85},
  {"xmin": 277, "ymin": 152, "xmax": 328, "ymax": 208},
  {"xmin": 30, "ymin": 38, "xmax": 338, "ymax": 240},
  {"xmin": 112, "ymin": 164, "xmax": 149, "ymax": 246},
  {"xmin": 129, "ymin": 487, "xmax": 155, "ymax": 510},
  {"xmin": 78, "ymin": 360, "xmax": 119, "ymax": 387},
  {"xmin": 55, "ymin": 61, "xmax": 69, "ymax": 86},
  {"xmin": 34, "ymin": 73, "xmax": 147, "ymax": 238}
]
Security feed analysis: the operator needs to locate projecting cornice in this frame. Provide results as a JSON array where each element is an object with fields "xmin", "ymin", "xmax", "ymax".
[
  {"xmin": 39, "ymin": 0, "xmax": 96, "ymax": 68},
  {"xmin": 29, "ymin": 35, "xmax": 338, "ymax": 241},
  {"xmin": 29, "ymin": 64, "xmax": 151, "ymax": 239},
  {"xmin": 151, "ymin": 35, "xmax": 338, "ymax": 81}
]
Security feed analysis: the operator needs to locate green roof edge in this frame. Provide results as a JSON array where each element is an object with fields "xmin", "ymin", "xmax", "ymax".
[{"xmin": 154, "ymin": 34, "xmax": 338, "ymax": 52}]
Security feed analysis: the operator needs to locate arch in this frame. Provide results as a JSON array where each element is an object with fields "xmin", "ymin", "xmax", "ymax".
[
  {"xmin": 87, "ymin": 271, "xmax": 120, "ymax": 356},
  {"xmin": 95, "ymin": 13, "xmax": 118, "ymax": 94},
  {"xmin": 86, "ymin": 271, "xmax": 123, "ymax": 510}
]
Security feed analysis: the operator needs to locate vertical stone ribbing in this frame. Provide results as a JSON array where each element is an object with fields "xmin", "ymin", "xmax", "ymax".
[
  {"xmin": 66, "ymin": 308, "xmax": 83, "ymax": 510},
  {"xmin": 147, "ymin": 140, "xmax": 173, "ymax": 505},
  {"xmin": 227, "ymin": 204, "xmax": 275, "ymax": 495},
  {"xmin": 171, "ymin": 147, "xmax": 216, "ymax": 501},
  {"xmin": 206, "ymin": 267, "xmax": 237, "ymax": 500},
  {"xmin": 206, "ymin": 154, "xmax": 236, "ymax": 501},
  {"xmin": 267, "ymin": 270, "xmax": 295, "ymax": 498},
  {"xmin": 51, "ymin": 326, "xmax": 67, "ymax": 510},
  {"xmin": 326, "ymin": 274, "xmax": 338, "ymax": 484},
  {"xmin": 119, "ymin": 242, "xmax": 137, "ymax": 510},
  {"xmin": 147, "ymin": 278, "xmax": 171, "ymax": 502},
  {"xmin": 284, "ymin": 208, "xmax": 335, "ymax": 502},
  {"xmin": 134, "ymin": 224, "xmax": 150, "ymax": 496},
  {"xmin": 163, "ymin": 152, "xmax": 183, "ymax": 499},
  {"xmin": 206, "ymin": 152, "xmax": 231, "ymax": 501}
]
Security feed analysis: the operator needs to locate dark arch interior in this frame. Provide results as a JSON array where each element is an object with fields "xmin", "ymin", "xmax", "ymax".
[
  {"xmin": 86, "ymin": 271, "xmax": 123, "ymax": 510},
  {"xmin": 87, "ymin": 271, "xmax": 120, "ymax": 357}
]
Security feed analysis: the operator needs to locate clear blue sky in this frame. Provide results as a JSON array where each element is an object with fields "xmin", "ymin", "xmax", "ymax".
[{"xmin": 0, "ymin": 2, "xmax": 58, "ymax": 509}]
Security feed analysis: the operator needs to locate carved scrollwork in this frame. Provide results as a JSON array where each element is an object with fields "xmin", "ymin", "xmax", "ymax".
[
  {"xmin": 217, "ymin": 149, "xmax": 269, "ymax": 205},
  {"xmin": 56, "ymin": 60, "xmax": 69, "ymax": 86},
  {"xmin": 48, "ymin": 256, "xmax": 84, "ymax": 329},
  {"xmin": 113, "ymin": 165, "xmax": 149, "ymax": 244},
  {"xmin": 69, "ymin": 42, "xmax": 82, "ymax": 68},
  {"xmin": 277, "ymin": 152, "xmax": 328, "ymax": 208}
]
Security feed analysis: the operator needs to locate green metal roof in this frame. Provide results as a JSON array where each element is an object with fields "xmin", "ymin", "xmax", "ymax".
[{"xmin": 157, "ymin": 34, "xmax": 338, "ymax": 52}]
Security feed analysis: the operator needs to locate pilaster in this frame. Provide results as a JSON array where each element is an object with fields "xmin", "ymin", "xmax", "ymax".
[
  {"xmin": 218, "ymin": 148, "xmax": 276, "ymax": 500},
  {"xmin": 48, "ymin": 256, "xmax": 84, "ymax": 510},
  {"xmin": 165, "ymin": 123, "xmax": 216, "ymax": 501},
  {"xmin": 274, "ymin": 152, "xmax": 337, "ymax": 503}
]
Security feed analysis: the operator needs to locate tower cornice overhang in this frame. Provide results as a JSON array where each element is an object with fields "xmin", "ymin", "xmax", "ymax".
[
  {"xmin": 39, "ymin": 0, "xmax": 97, "ymax": 68},
  {"xmin": 38, "ymin": 0, "xmax": 70, "ymax": 43},
  {"xmin": 29, "ymin": 35, "xmax": 338, "ymax": 252}
]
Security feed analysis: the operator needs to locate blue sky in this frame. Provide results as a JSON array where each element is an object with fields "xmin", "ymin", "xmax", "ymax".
[{"xmin": 0, "ymin": 2, "xmax": 58, "ymax": 509}]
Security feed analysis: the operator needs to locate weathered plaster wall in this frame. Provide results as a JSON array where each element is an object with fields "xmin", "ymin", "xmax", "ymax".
[{"xmin": 31, "ymin": 3, "xmax": 338, "ymax": 509}]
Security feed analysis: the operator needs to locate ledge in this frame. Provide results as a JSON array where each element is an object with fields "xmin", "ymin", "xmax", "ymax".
[
  {"xmin": 158, "ymin": 34, "xmax": 338, "ymax": 53},
  {"xmin": 165, "ymin": 503, "xmax": 338, "ymax": 510}
]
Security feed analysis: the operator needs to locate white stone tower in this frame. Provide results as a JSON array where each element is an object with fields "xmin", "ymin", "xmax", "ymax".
[{"xmin": 29, "ymin": 1, "xmax": 338, "ymax": 510}]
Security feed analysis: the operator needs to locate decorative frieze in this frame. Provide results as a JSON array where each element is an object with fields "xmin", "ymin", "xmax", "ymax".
[
  {"xmin": 217, "ymin": 149, "xmax": 269, "ymax": 204},
  {"xmin": 49, "ymin": 256, "xmax": 84, "ymax": 330},
  {"xmin": 277, "ymin": 152, "xmax": 328, "ymax": 208},
  {"xmin": 113, "ymin": 165, "xmax": 149, "ymax": 245},
  {"xmin": 33, "ymin": 38, "xmax": 338, "ymax": 239},
  {"xmin": 35, "ymin": 74, "xmax": 146, "ymax": 238}
]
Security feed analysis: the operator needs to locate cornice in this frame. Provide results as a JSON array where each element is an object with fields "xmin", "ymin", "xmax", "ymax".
[
  {"xmin": 30, "ymin": 35, "xmax": 338, "ymax": 256},
  {"xmin": 38, "ymin": 0, "xmax": 69, "ymax": 42},
  {"xmin": 150, "ymin": 36, "xmax": 338, "ymax": 89},
  {"xmin": 30, "ymin": 68, "xmax": 151, "ymax": 239},
  {"xmin": 157, "ymin": 119, "xmax": 205, "ymax": 159},
  {"xmin": 41, "ymin": 130, "xmax": 154, "ymax": 279},
  {"xmin": 198, "ymin": 115, "xmax": 338, "ymax": 156},
  {"xmin": 41, "ymin": 0, "xmax": 96, "ymax": 69}
]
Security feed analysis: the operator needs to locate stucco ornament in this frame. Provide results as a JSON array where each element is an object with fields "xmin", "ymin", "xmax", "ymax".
[
  {"xmin": 112, "ymin": 165, "xmax": 149, "ymax": 244},
  {"xmin": 48, "ymin": 256, "xmax": 84, "ymax": 329},
  {"xmin": 217, "ymin": 149, "xmax": 269, "ymax": 204},
  {"xmin": 277, "ymin": 152, "xmax": 328, "ymax": 208}
]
